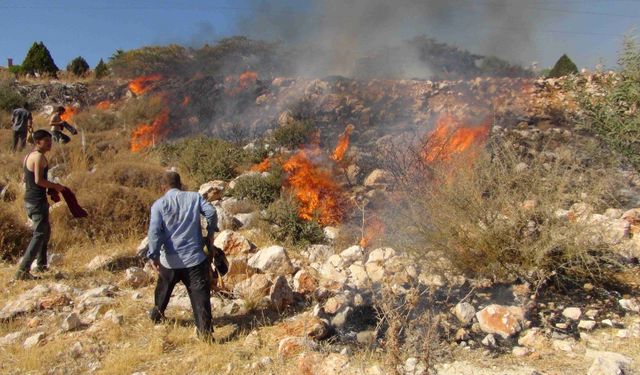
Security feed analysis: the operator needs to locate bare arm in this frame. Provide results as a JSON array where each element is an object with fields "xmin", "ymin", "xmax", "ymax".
[
  {"xmin": 49, "ymin": 114, "xmax": 63, "ymax": 127},
  {"xmin": 32, "ymin": 154, "xmax": 65, "ymax": 192}
]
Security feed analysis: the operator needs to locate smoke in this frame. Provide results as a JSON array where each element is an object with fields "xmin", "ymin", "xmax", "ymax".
[{"xmin": 238, "ymin": 0, "xmax": 548, "ymax": 78}]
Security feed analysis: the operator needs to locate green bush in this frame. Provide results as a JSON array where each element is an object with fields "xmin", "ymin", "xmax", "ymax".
[
  {"xmin": 265, "ymin": 195, "xmax": 325, "ymax": 246},
  {"xmin": 574, "ymin": 36, "xmax": 640, "ymax": 170},
  {"xmin": 21, "ymin": 41, "xmax": 59, "ymax": 76},
  {"xmin": 231, "ymin": 173, "xmax": 282, "ymax": 208},
  {"xmin": 94, "ymin": 58, "xmax": 109, "ymax": 79},
  {"xmin": 120, "ymin": 95, "xmax": 164, "ymax": 130},
  {"xmin": 158, "ymin": 137, "xmax": 247, "ymax": 185},
  {"xmin": 548, "ymin": 54, "xmax": 578, "ymax": 78},
  {"xmin": 271, "ymin": 119, "xmax": 314, "ymax": 149},
  {"xmin": 67, "ymin": 56, "xmax": 90, "ymax": 76},
  {"xmin": 74, "ymin": 107, "xmax": 118, "ymax": 131},
  {"xmin": 108, "ymin": 44, "xmax": 189, "ymax": 78},
  {"xmin": 0, "ymin": 81, "xmax": 25, "ymax": 112}
]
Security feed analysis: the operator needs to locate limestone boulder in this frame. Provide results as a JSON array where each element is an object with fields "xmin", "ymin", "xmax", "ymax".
[
  {"xmin": 476, "ymin": 304, "xmax": 525, "ymax": 339},
  {"xmin": 213, "ymin": 230, "xmax": 253, "ymax": 256},
  {"xmin": 248, "ymin": 246, "xmax": 294, "ymax": 275},
  {"xmin": 199, "ymin": 180, "xmax": 227, "ymax": 202}
]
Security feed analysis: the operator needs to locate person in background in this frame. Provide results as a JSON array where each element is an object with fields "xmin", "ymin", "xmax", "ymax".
[
  {"xmin": 147, "ymin": 171, "xmax": 218, "ymax": 341},
  {"xmin": 49, "ymin": 106, "xmax": 77, "ymax": 144},
  {"xmin": 11, "ymin": 102, "xmax": 33, "ymax": 152},
  {"xmin": 15, "ymin": 130, "xmax": 66, "ymax": 280}
]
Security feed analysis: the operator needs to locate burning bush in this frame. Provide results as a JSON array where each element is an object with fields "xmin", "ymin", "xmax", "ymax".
[
  {"xmin": 265, "ymin": 195, "xmax": 326, "ymax": 246},
  {"xmin": 392, "ymin": 140, "xmax": 623, "ymax": 288},
  {"xmin": 158, "ymin": 137, "xmax": 247, "ymax": 185},
  {"xmin": 0, "ymin": 202, "xmax": 31, "ymax": 260}
]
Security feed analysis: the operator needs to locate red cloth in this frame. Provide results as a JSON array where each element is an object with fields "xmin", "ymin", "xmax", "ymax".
[{"xmin": 47, "ymin": 188, "xmax": 88, "ymax": 218}]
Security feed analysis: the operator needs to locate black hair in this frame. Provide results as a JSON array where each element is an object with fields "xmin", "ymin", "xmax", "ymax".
[
  {"xmin": 32, "ymin": 129, "xmax": 52, "ymax": 142},
  {"xmin": 163, "ymin": 171, "xmax": 182, "ymax": 189},
  {"xmin": 57, "ymin": 106, "xmax": 65, "ymax": 113}
]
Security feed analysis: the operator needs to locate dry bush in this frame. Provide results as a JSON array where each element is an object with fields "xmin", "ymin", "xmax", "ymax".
[
  {"xmin": 50, "ymin": 183, "xmax": 156, "ymax": 247},
  {"xmin": 120, "ymin": 95, "xmax": 164, "ymax": 130},
  {"xmin": 74, "ymin": 107, "xmax": 119, "ymax": 132},
  {"xmin": 0, "ymin": 202, "xmax": 30, "ymax": 259},
  {"xmin": 387, "ymin": 139, "xmax": 624, "ymax": 289}
]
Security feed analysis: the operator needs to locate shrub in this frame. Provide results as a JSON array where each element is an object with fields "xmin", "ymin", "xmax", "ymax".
[
  {"xmin": 574, "ymin": 35, "xmax": 640, "ymax": 170},
  {"xmin": 0, "ymin": 203, "xmax": 31, "ymax": 260},
  {"xmin": 391, "ymin": 140, "xmax": 622, "ymax": 289},
  {"xmin": 548, "ymin": 54, "xmax": 578, "ymax": 78},
  {"xmin": 73, "ymin": 107, "xmax": 119, "ymax": 132},
  {"xmin": 0, "ymin": 80, "xmax": 25, "ymax": 112},
  {"xmin": 50, "ymin": 184, "xmax": 156, "ymax": 247},
  {"xmin": 21, "ymin": 41, "xmax": 59, "ymax": 77},
  {"xmin": 271, "ymin": 119, "xmax": 314, "ymax": 149},
  {"xmin": 158, "ymin": 137, "xmax": 246, "ymax": 185},
  {"xmin": 94, "ymin": 58, "xmax": 109, "ymax": 79},
  {"xmin": 66, "ymin": 56, "xmax": 90, "ymax": 76},
  {"xmin": 231, "ymin": 173, "xmax": 282, "ymax": 208},
  {"xmin": 108, "ymin": 44, "xmax": 189, "ymax": 78},
  {"xmin": 120, "ymin": 95, "xmax": 164, "ymax": 130},
  {"xmin": 265, "ymin": 195, "xmax": 325, "ymax": 246}
]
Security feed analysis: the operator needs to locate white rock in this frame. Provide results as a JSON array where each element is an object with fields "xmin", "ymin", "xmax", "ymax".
[
  {"xmin": 512, "ymin": 346, "xmax": 529, "ymax": 357},
  {"xmin": 339, "ymin": 245, "xmax": 364, "ymax": 266},
  {"xmin": 578, "ymin": 320, "xmax": 597, "ymax": 331},
  {"xmin": 366, "ymin": 247, "xmax": 397, "ymax": 263},
  {"xmin": 404, "ymin": 356, "xmax": 426, "ymax": 375},
  {"xmin": 213, "ymin": 230, "xmax": 253, "ymax": 256},
  {"xmin": 481, "ymin": 334, "xmax": 496, "ymax": 347},
  {"xmin": 269, "ymin": 276, "xmax": 294, "ymax": 310},
  {"xmin": 248, "ymin": 246, "xmax": 294, "ymax": 275},
  {"xmin": 585, "ymin": 349, "xmax": 633, "ymax": 375},
  {"xmin": 23, "ymin": 332, "xmax": 45, "ymax": 348},
  {"xmin": 619, "ymin": 298, "xmax": 640, "ymax": 313},
  {"xmin": 562, "ymin": 307, "xmax": 582, "ymax": 320},
  {"xmin": 123, "ymin": 267, "xmax": 150, "ymax": 288},
  {"xmin": 86, "ymin": 255, "xmax": 113, "ymax": 271},
  {"xmin": 453, "ymin": 302, "xmax": 476, "ymax": 325},
  {"xmin": 61, "ymin": 312, "xmax": 82, "ymax": 331},
  {"xmin": 324, "ymin": 226, "xmax": 340, "ymax": 241},
  {"xmin": 0, "ymin": 331, "xmax": 23, "ymax": 347},
  {"xmin": 199, "ymin": 180, "xmax": 227, "ymax": 202},
  {"xmin": 552, "ymin": 339, "xmax": 575, "ymax": 352},
  {"xmin": 306, "ymin": 244, "xmax": 334, "ymax": 263}
]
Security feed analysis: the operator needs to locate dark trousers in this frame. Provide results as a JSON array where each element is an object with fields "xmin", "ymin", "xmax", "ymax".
[
  {"xmin": 52, "ymin": 130, "xmax": 70, "ymax": 144},
  {"xmin": 12, "ymin": 131, "xmax": 27, "ymax": 152},
  {"xmin": 19, "ymin": 200, "xmax": 50, "ymax": 272},
  {"xmin": 150, "ymin": 260, "xmax": 212, "ymax": 337}
]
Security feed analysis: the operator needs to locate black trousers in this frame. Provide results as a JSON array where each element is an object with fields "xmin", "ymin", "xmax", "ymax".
[
  {"xmin": 12, "ymin": 131, "xmax": 27, "ymax": 152},
  {"xmin": 150, "ymin": 260, "xmax": 213, "ymax": 337},
  {"xmin": 18, "ymin": 200, "xmax": 50, "ymax": 272},
  {"xmin": 52, "ymin": 130, "xmax": 70, "ymax": 144}
]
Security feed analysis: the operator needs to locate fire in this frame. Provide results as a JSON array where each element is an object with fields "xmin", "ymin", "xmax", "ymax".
[
  {"xmin": 360, "ymin": 216, "xmax": 385, "ymax": 248},
  {"xmin": 423, "ymin": 114, "xmax": 491, "ymax": 163},
  {"xmin": 181, "ymin": 96, "xmax": 191, "ymax": 107},
  {"xmin": 128, "ymin": 74, "xmax": 162, "ymax": 95},
  {"xmin": 251, "ymin": 158, "xmax": 271, "ymax": 172},
  {"xmin": 96, "ymin": 100, "xmax": 111, "ymax": 110},
  {"xmin": 225, "ymin": 70, "xmax": 258, "ymax": 96},
  {"xmin": 130, "ymin": 110, "xmax": 169, "ymax": 152},
  {"xmin": 60, "ymin": 106, "xmax": 77, "ymax": 122},
  {"xmin": 331, "ymin": 124, "xmax": 355, "ymax": 162},
  {"xmin": 283, "ymin": 148, "xmax": 348, "ymax": 226}
]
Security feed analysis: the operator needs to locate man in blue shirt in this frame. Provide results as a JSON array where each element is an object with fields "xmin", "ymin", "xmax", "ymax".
[{"xmin": 147, "ymin": 171, "xmax": 218, "ymax": 340}]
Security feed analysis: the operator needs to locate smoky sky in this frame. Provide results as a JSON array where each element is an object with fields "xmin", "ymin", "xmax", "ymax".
[{"xmin": 236, "ymin": 0, "xmax": 552, "ymax": 77}]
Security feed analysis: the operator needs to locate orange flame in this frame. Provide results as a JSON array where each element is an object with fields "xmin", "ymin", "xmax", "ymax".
[
  {"xmin": 423, "ymin": 114, "xmax": 491, "ymax": 163},
  {"xmin": 331, "ymin": 124, "xmax": 355, "ymax": 162},
  {"xmin": 128, "ymin": 74, "xmax": 162, "ymax": 95},
  {"xmin": 225, "ymin": 71, "xmax": 258, "ymax": 96},
  {"xmin": 283, "ymin": 148, "xmax": 348, "ymax": 226},
  {"xmin": 60, "ymin": 106, "xmax": 77, "ymax": 122},
  {"xmin": 360, "ymin": 216, "xmax": 385, "ymax": 248},
  {"xmin": 96, "ymin": 100, "xmax": 111, "ymax": 110},
  {"xmin": 130, "ymin": 110, "xmax": 169, "ymax": 152},
  {"xmin": 251, "ymin": 158, "xmax": 271, "ymax": 172}
]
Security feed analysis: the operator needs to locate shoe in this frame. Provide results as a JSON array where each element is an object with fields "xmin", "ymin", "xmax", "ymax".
[
  {"xmin": 148, "ymin": 307, "xmax": 164, "ymax": 324},
  {"xmin": 14, "ymin": 270, "xmax": 41, "ymax": 281},
  {"xmin": 33, "ymin": 266, "xmax": 49, "ymax": 273}
]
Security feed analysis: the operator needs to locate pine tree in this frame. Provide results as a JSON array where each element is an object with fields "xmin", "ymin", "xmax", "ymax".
[
  {"xmin": 94, "ymin": 58, "xmax": 109, "ymax": 79},
  {"xmin": 548, "ymin": 54, "xmax": 579, "ymax": 78},
  {"xmin": 67, "ymin": 56, "xmax": 90, "ymax": 76},
  {"xmin": 21, "ymin": 41, "xmax": 59, "ymax": 76}
]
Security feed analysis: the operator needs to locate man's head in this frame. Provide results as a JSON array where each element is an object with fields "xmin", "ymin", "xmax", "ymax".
[
  {"xmin": 56, "ymin": 106, "xmax": 65, "ymax": 114},
  {"xmin": 162, "ymin": 171, "xmax": 182, "ymax": 191},
  {"xmin": 23, "ymin": 102, "xmax": 29, "ymax": 110},
  {"xmin": 32, "ymin": 130, "xmax": 52, "ymax": 152}
]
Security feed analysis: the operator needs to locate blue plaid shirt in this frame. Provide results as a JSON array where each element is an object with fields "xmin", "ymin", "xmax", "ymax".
[{"xmin": 147, "ymin": 189, "xmax": 217, "ymax": 269}]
